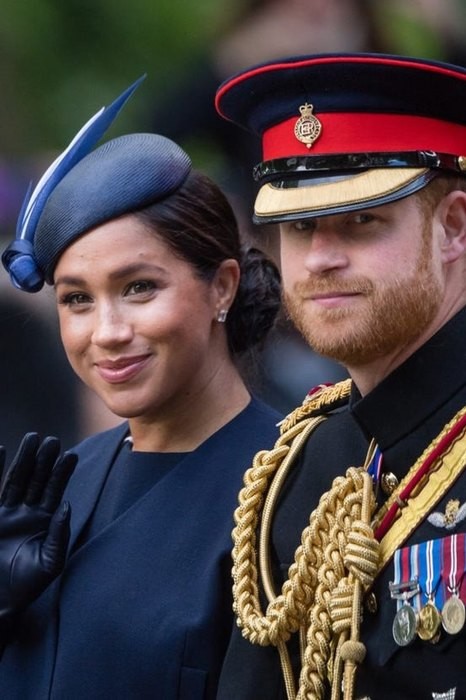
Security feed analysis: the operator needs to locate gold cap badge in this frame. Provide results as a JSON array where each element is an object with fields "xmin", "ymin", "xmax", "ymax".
[{"xmin": 294, "ymin": 103, "xmax": 322, "ymax": 149}]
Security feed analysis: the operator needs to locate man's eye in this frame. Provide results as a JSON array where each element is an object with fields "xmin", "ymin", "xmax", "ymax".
[
  {"xmin": 293, "ymin": 219, "xmax": 315, "ymax": 231},
  {"xmin": 352, "ymin": 212, "xmax": 375, "ymax": 224}
]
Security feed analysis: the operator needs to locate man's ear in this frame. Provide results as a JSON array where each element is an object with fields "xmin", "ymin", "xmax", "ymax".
[{"xmin": 438, "ymin": 190, "xmax": 466, "ymax": 264}]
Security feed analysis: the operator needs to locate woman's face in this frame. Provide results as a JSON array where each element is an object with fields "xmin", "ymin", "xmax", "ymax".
[{"xmin": 54, "ymin": 214, "xmax": 230, "ymax": 422}]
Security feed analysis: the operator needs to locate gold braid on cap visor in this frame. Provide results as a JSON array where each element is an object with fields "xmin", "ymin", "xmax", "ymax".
[
  {"xmin": 254, "ymin": 167, "xmax": 430, "ymax": 220},
  {"xmin": 253, "ymin": 150, "xmax": 466, "ymax": 221}
]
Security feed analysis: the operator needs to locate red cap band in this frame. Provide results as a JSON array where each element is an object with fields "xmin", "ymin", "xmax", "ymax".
[{"xmin": 262, "ymin": 113, "xmax": 466, "ymax": 160}]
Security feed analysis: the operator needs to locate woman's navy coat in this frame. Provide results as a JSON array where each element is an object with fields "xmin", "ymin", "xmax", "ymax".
[{"xmin": 0, "ymin": 398, "xmax": 281, "ymax": 699}]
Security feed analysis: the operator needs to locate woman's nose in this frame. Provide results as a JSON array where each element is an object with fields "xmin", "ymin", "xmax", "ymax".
[{"xmin": 91, "ymin": 304, "xmax": 133, "ymax": 347}]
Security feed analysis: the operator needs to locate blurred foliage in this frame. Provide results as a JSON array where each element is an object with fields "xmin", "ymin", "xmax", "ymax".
[
  {"xmin": 371, "ymin": 0, "xmax": 466, "ymax": 61},
  {"xmin": 0, "ymin": 0, "xmax": 244, "ymax": 155},
  {"xmin": 0, "ymin": 1, "xmax": 464, "ymax": 168},
  {"xmin": 1, "ymin": 0, "xmax": 464, "ymax": 159}
]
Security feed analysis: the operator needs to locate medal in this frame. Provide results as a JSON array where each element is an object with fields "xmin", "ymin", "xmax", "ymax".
[
  {"xmin": 392, "ymin": 603, "xmax": 417, "ymax": 646},
  {"xmin": 417, "ymin": 600, "xmax": 442, "ymax": 641},
  {"xmin": 389, "ymin": 577, "xmax": 420, "ymax": 646},
  {"xmin": 442, "ymin": 593, "xmax": 465, "ymax": 634},
  {"xmin": 415, "ymin": 539, "xmax": 443, "ymax": 642},
  {"xmin": 441, "ymin": 533, "xmax": 466, "ymax": 635}
]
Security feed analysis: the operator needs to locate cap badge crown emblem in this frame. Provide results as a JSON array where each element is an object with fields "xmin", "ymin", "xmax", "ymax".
[{"xmin": 294, "ymin": 103, "xmax": 322, "ymax": 149}]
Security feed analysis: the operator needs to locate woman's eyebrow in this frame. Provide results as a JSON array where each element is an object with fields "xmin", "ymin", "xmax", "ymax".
[{"xmin": 54, "ymin": 261, "xmax": 168, "ymax": 287}]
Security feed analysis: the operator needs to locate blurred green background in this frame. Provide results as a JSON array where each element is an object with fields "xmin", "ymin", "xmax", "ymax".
[
  {"xmin": 0, "ymin": 0, "xmax": 464, "ymax": 154},
  {"xmin": 0, "ymin": 0, "xmax": 240, "ymax": 154}
]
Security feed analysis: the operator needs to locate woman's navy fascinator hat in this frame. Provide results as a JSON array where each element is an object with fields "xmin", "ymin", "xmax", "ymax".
[{"xmin": 2, "ymin": 76, "xmax": 192, "ymax": 292}]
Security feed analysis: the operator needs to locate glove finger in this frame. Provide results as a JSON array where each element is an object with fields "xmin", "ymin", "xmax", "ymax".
[
  {"xmin": 24, "ymin": 436, "xmax": 61, "ymax": 507},
  {"xmin": 40, "ymin": 452, "xmax": 78, "ymax": 513},
  {"xmin": 40, "ymin": 501, "xmax": 72, "ymax": 578},
  {"xmin": 9, "ymin": 503, "xmax": 71, "ymax": 608},
  {"xmin": 0, "ymin": 433, "xmax": 41, "ymax": 506}
]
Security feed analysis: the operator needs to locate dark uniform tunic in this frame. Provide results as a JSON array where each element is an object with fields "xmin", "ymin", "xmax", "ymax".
[
  {"xmin": 218, "ymin": 307, "xmax": 466, "ymax": 700},
  {"xmin": 0, "ymin": 397, "xmax": 281, "ymax": 700}
]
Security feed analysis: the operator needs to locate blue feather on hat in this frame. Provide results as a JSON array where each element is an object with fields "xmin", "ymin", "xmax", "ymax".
[{"xmin": 3, "ymin": 74, "xmax": 146, "ymax": 292}]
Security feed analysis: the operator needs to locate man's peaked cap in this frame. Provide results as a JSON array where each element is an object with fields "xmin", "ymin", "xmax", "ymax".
[{"xmin": 215, "ymin": 53, "xmax": 466, "ymax": 223}]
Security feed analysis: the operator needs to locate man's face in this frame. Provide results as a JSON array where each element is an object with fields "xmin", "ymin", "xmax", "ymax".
[{"xmin": 280, "ymin": 195, "xmax": 443, "ymax": 368}]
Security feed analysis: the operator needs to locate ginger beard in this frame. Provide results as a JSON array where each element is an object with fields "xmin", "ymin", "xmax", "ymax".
[{"xmin": 283, "ymin": 222, "xmax": 442, "ymax": 366}]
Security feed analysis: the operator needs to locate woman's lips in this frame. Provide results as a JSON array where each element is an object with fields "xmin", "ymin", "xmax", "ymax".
[{"xmin": 95, "ymin": 355, "xmax": 152, "ymax": 384}]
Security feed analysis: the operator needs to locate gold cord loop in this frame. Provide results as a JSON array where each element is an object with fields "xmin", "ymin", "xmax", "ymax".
[
  {"xmin": 232, "ymin": 381, "xmax": 381, "ymax": 700},
  {"xmin": 233, "ymin": 383, "xmax": 466, "ymax": 700}
]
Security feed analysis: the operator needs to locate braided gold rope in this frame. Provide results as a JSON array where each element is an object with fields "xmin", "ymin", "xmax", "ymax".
[
  {"xmin": 279, "ymin": 380, "xmax": 352, "ymax": 434},
  {"xmin": 232, "ymin": 378, "xmax": 380, "ymax": 700},
  {"xmin": 233, "ymin": 381, "xmax": 353, "ymax": 647},
  {"xmin": 260, "ymin": 416, "xmax": 328, "ymax": 700},
  {"xmin": 295, "ymin": 469, "xmax": 378, "ymax": 700},
  {"xmin": 232, "ymin": 420, "xmax": 320, "ymax": 646}
]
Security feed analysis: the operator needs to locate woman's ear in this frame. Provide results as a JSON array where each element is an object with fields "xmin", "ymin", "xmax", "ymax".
[
  {"xmin": 212, "ymin": 258, "xmax": 241, "ymax": 312},
  {"xmin": 438, "ymin": 190, "xmax": 466, "ymax": 264}
]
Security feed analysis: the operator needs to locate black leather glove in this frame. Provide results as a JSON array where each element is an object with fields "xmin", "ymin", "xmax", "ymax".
[{"xmin": 0, "ymin": 432, "xmax": 77, "ymax": 638}]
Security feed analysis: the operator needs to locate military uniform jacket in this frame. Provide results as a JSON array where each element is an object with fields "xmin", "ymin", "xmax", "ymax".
[
  {"xmin": 0, "ymin": 398, "xmax": 281, "ymax": 700},
  {"xmin": 218, "ymin": 307, "xmax": 466, "ymax": 700}
]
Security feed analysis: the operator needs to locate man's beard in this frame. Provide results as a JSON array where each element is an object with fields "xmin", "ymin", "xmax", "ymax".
[{"xmin": 284, "ymin": 234, "xmax": 442, "ymax": 367}]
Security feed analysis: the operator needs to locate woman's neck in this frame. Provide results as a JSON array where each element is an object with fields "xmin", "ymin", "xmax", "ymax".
[{"xmin": 128, "ymin": 366, "xmax": 251, "ymax": 452}]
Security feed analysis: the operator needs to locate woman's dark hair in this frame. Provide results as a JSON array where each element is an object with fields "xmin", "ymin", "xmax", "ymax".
[{"xmin": 134, "ymin": 169, "xmax": 281, "ymax": 355}]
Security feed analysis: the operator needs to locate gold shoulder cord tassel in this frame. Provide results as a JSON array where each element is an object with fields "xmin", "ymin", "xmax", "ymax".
[
  {"xmin": 232, "ymin": 380, "xmax": 380, "ymax": 700},
  {"xmin": 333, "ymin": 472, "xmax": 376, "ymax": 700}
]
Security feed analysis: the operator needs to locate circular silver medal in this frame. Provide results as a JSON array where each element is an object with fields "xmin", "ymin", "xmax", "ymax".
[
  {"xmin": 442, "ymin": 595, "xmax": 466, "ymax": 635},
  {"xmin": 393, "ymin": 604, "xmax": 417, "ymax": 646}
]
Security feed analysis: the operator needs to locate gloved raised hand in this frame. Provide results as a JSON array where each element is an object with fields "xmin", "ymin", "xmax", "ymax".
[{"xmin": 0, "ymin": 432, "xmax": 77, "ymax": 634}]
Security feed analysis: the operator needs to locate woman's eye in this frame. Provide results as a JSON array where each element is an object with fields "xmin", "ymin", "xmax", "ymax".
[
  {"xmin": 126, "ymin": 280, "xmax": 156, "ymax": 296},
  {"xmin": 59, "ymin": 292, "xmax": 91, "ymax": 306}
]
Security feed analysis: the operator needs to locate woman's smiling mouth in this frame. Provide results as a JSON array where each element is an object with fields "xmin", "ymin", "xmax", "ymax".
[{"xmin": 95, "ymin": 355, "xmax": 152, "ymax": 383}]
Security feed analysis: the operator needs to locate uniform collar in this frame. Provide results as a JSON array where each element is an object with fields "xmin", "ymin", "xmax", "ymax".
[{"xmin": 350, "ymin": 305, "xmax": 466, "ymax": 451}]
